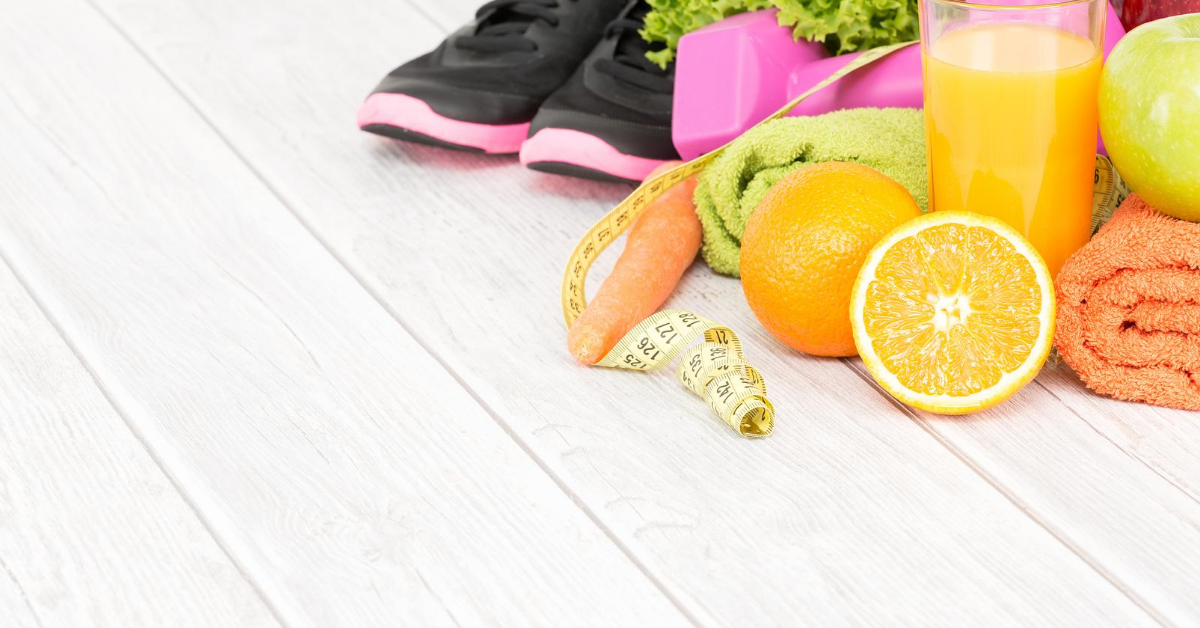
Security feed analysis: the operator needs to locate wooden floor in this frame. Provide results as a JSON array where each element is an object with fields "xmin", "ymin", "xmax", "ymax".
[{"xmin": 2, "ymin": 0, "xmax": 1199, "ymax": 625}]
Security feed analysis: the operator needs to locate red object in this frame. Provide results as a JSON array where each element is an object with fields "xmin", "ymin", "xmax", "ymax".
[{"xmin": 1111, "ymin": 0, "xmax": 1200, "ymax": 31}]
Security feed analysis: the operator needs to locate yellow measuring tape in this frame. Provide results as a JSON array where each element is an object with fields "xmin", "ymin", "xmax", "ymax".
[
  {"xmin": 560, "ymin": 39, "xmax": 1129, "ymax": 438},
  {"xmin": 1092, "ymin": 153, "xmax": 1131, "ymax": 233},
  {"xmin": 562, "ymin": 40, "xmax": 923, "ymax": 327},
  {"xmin": 591, "ymin": 309, "xmax": 774, "ymax": 437}
]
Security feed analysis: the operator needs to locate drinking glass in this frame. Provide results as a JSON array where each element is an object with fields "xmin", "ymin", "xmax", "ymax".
[{"xmin": 920, "ymin": 0, "xmax": 1106, "ymax": 277}]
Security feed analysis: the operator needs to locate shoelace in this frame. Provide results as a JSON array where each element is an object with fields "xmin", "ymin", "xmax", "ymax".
[
  {"xmin": 593, "ymin": 11, "xmax": 672, "ymax": 94},
  {"xmin": 456, "ymin": 0, "xmax": 564, "ymax": 53}
]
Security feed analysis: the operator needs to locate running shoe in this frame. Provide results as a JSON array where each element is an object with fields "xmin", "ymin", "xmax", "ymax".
[
  {"xmin": 358, "ymin": 0, "xmax": 625, "ymax": 154},
  {"xmin": 520, "ymin": 0, "xmax": 679, "ymax": 183}
]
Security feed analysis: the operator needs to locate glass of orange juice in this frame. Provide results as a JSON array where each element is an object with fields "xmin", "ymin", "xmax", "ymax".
[{"xmin": 919, "ymin": 0, "xmax": 1106, "ymax": 277}]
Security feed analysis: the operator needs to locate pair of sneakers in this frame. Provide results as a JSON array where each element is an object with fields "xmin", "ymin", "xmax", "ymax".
[{"xmin": 356, "ymin": 0, "xmax": 677, "ymax": 184}]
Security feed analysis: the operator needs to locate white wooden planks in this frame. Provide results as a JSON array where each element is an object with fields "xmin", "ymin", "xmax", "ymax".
[
  {"xmin": 1037, "ymin": 364, "xmax": 1200, "ymax": 499},
  {"xmin": 84, "ymin": 0, "xmax": 1198, "ymax": 623},
  {"xmin": 908, "ymin": 365, "xmax": 1200, "ymax": 624},
  {"xmin": 0, "ymin": 1, "xmax": 692, "ymax": 627},
  {"xmin": 0, "ymin": 259, "xmax": 281, "ymax": 628},
  {"xmin": 0, "ymin": 573, "xmax": 39, "ymax": 628}
]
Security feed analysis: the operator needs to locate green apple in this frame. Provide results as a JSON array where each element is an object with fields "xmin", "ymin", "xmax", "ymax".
[{"xmin": 1099, "ymin": 13, "xmax": 1200, "ymax": 221}]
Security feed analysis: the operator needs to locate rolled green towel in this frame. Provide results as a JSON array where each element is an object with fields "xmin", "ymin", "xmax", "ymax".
[{"xmin": 694, "ymin": 108, "xmax": 928, "ymax": 276}]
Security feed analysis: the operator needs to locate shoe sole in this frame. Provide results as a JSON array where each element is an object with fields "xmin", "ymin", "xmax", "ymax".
[
  {"xmin": 524, "ymin": 161, "xmax": 639, "ymax": 185},
  {"xmin": 357, "ymin": 93, "xmax": 529, "ymax": 155},
  {"xmin": 520, "ymin": 128, "xmax": 669, "ymax": 184}
]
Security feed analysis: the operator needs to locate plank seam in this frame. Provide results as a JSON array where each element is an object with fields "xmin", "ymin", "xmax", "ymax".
[
  {"xmin": 0, "ymin": 240, "xmax": 295, "ymax": 628},
  {"xmin": 1036, "ymin": 380, "xmax": 1200, "ymax": 507},
  {"xmin": 0, "ymin": 552, "xmax": 46, "ymax": 628},
  {"xmin": 79, "ymin": 2, "xmax": 709, "ymax": 625},
  {"xmin": 396, "ymin": 0, "xmax": 455, "ymax": 33},
  {"xmin": 841, "ymin": 359, "xmax": 1174, "ymax": 628}
]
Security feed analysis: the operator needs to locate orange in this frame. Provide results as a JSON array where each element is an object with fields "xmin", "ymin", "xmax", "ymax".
[
  {"xmin": 740, "ymin": 162, "xmax": 922, "ymax": 357},
  {"xmin": 850, "ymin": 211, "xmax": 1055, "ymax": 414}
]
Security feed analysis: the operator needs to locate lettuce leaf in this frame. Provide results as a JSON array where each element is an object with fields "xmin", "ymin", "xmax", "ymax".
[
  {"xmin": 641, "ymin": 0, "xmax": 918, "ymax": 67},
  {"xmin": 640, "ymin": 0, "xmax": 774, "ymax": 67}
]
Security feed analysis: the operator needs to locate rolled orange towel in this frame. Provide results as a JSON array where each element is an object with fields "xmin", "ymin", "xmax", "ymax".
[{"xmin": 1056, "ymin": 194, "xmax": 1200, "ymax": 411}]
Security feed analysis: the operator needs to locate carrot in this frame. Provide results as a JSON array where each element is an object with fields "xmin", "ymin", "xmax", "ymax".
[{"xmin": 568, "ymin": 163, "xmax": 703, "ymax": 365}]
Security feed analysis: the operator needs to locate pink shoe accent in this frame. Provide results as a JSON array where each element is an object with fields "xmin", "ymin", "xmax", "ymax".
[
  {"xmin": 356, "ymin": 92, "xmax": 529, "ymax": 154},
  {"xmin": 520, "ymin": 128, "xmax": 668, "ymax": 182}
]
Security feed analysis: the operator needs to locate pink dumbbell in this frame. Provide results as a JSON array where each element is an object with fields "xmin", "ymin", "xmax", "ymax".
[
  {"xmin": 673, "ymin": 4, "xmax": 1127, "ymax": 160},
  {"xmin": 672, "ymin": 10, "xmax": 827, "ymax": 161}
]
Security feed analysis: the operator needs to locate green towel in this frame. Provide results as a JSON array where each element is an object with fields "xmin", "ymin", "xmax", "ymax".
[{"xmin": 694, "ymin": 108, "xmax": 928, "ymax": 276}]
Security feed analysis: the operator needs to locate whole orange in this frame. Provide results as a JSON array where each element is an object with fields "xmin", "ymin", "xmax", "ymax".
[{"xmin": 740, "ymin": 162, "xmax": 922, "ymax": 357}]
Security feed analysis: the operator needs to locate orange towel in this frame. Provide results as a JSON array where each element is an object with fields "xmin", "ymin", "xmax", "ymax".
[{"xmin": 1056, "ymin": 194, "xmax": 1200, "ymax": 411}]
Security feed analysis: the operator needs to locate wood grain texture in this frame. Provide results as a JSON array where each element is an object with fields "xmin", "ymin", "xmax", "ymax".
[
  {"xmin": 0, "ymin": 572, "xmax": 40, "ymax": 628},
  {"xmin": 86, "ymin": 0, "xmax": 1199, "ymax": 624},
  {"xmin": 846, "ymin": 360, "xmax": 1200, "ymax": 625},
  {"xmin": 0, "ymin": 2, "xmax": 692, "ymax": 627},
  {"xmin": 0, "ymin": 260, "xmax": 281, "ymax": 628},
  {"xmin": 407, "ymin": 0, "xmax": 478, "ymax": 32},
  {"xmin": 1037, "ymin": 364, "xmax": 1200, "ymax": 500}
]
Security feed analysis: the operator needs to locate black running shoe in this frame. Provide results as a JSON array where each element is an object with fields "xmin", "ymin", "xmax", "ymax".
[
  {"xmin": 520, "ymin": 0, "xmax": 679, "ymax": 182},
  {"xmin": 358, "ymin": 0, "xmax": 624, "ymax": 154}
]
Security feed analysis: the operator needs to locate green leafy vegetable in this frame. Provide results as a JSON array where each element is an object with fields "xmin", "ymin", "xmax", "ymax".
[{"xmin": 640, "ymin": 0, "xmax": 918, "ymax": 68}]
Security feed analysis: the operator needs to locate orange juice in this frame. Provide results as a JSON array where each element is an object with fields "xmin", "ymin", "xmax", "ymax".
[{"xmin": 923, "ymin": 23, "xmax": 1101, "ymax": 277}]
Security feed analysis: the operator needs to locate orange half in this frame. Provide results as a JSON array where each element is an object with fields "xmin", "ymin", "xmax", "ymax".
[{"xmin": 850, "ymin": 211, "xmax": 1055, "ymax": 414}]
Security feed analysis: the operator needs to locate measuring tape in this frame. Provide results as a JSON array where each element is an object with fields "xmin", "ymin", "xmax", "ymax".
[
  {"xmin": 594, "ymin": 309, "xmax": 774, "ymax": 437},
  {"xmin": 561, "ymin": 40, "xmax": 922, "ymax": 328},
  {"xmin": 559, "ymin": 41, "xmax": 920, "ymax": 438},
  {"xmin": 560, "ymin": 39, "xmax": 1129, "ymax": 438},
  {"xmin": 1093, "ymin": 153, "xmax": 1131, "ymax": 233}
]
